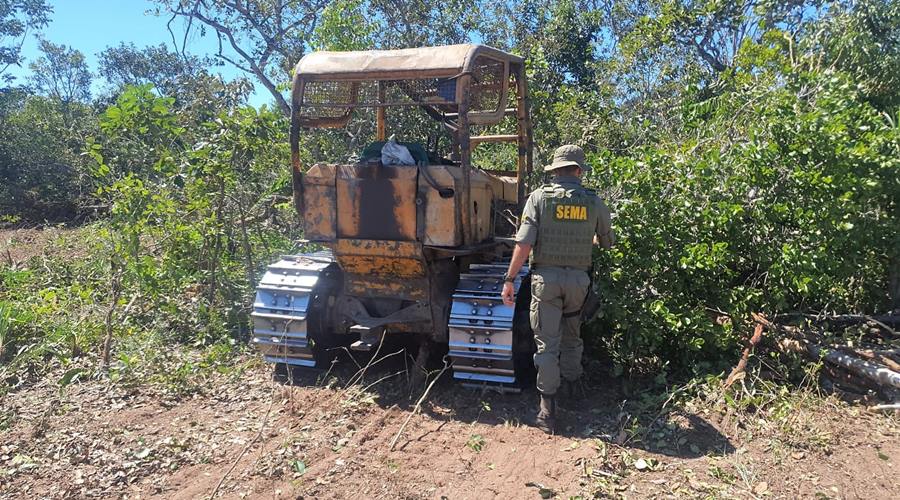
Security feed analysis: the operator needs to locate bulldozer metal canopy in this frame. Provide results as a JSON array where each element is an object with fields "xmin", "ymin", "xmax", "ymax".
[{"xmin": 294, "ymin": 44, "xmax": 524, "ymax": 81}]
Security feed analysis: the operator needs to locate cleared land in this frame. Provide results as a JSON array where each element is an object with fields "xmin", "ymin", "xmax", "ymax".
[
  {"xmin": 2, "ymin": 228, "xmax": 898, "ymax": 499},
  {"xmin": 2, "ymin": 354, "xmax": 898, "ymax": 499}
]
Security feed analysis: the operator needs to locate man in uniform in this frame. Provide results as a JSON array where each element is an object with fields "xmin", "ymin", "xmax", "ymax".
[{"xmin": 501, "ymin": 144, "xmax": 615, "ymax": 434}]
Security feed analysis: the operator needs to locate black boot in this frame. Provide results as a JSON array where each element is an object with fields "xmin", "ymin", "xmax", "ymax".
[
  {"xmin": 536, "ymin": 393, "xmax": 557, "ymax": 434},
  {"xmin": 559, "ymin": 378, "xmax": 586, "ymax": 409}
]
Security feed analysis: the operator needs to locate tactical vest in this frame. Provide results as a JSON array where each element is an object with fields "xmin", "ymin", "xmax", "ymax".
[{"xmin": 531, "ymin": 183, "xmax": 598, "ymax": 270}]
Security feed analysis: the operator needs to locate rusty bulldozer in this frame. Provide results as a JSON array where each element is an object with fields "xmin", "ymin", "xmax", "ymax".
[{"xmin": 252, "ymin": 44, "xmax": 536, "ymax": 390}]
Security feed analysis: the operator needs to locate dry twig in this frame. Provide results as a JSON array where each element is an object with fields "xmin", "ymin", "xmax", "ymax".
[
  {"xmin": 209, "ymin": 385, "xmax": 276, "ymax": 499},
  {"xmin": 725, "ymin": 314, "xmax": 766, "ymax": 388},
  {"xmin": 389, "ymin": 357, "xmax": 450, "ymax": 451}
]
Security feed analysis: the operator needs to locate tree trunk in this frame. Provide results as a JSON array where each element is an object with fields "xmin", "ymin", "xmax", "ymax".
[
  {"xmin": 101, "ymin": 263, "xmax": 123, "ymax": 370},
  {"xmin": 778, "ymin": 337, "xmax": 900, "ymax": 391}
]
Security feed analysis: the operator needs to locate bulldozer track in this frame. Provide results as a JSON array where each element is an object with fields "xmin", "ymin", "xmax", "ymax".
[
  {"xmin": 251, "ymin": 251, "xmax": 333, "ymax": 367},
  {"xmin": 449, "ymin": 262, "xmax": 529, "ymax": 391},
  {"xmin": 253, "ymin": 254, "xmax": 532, "ymax": 392}
]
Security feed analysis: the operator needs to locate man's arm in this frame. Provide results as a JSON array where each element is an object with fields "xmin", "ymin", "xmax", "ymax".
[
  {"xmin": 595, "ymin": 198, "xmax": 615, "ymax": 249},
  {"xmin": 501, "ymin": 192, "xmax": 539, "ymax": 306},
  {"xmin": 501, "ymin": 242, "xmax": 531, "ymax": 306}
]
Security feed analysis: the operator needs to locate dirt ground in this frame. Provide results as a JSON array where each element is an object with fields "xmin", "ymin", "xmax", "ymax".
[
  {"xmin": 0, "ymin": 227, "xmax": 87, "ymax": 266},
  {"xmin": 1, "ymin": 227, "xmax": 898, "ymax": 498},
  {"xmin": 2, "ymin": 351, "xmax": 898, "ymax": 500}
]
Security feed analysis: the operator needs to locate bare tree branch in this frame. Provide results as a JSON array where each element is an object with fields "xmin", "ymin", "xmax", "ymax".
[
  {"xmin": 157, "ymin": 0, "xmax": 328, "ymax": 116},
  {"xmin": 182, "ymin": 2, "xmax": 291, "ymax": 115}
]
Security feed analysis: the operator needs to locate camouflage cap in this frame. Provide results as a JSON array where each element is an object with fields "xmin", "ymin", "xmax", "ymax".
[{"xmin": 544, "ymin": 144, "xmax": 590, "ymax": 172}]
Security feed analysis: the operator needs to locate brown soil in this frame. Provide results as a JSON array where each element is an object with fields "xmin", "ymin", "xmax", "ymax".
[
  {"xmin": 0, "ymin": 227, "xmax": 88, "ymax": 266},
  {"xmin": 1, "ymin": 357, "xmax": 898, "ymax": 500}
]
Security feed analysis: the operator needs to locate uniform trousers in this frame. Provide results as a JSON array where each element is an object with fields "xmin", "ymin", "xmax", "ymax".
[{"xmin": 529, "ymin": 266, "xmax": 590, "ymax": 395}]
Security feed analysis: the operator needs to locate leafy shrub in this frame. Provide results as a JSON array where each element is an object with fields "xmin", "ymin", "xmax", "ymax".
[
  {"xmin": 3, "ymin": 1, "xmax": 899, "ymax": 392},
  {"xmin": 586, "ymin": 40, "xmax": 899, "ymax": 378}
]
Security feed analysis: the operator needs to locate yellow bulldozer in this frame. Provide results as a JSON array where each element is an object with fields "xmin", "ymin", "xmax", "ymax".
[{"xmin": 252, "ymin": 44, "xmax": 535, "ymax": 390}]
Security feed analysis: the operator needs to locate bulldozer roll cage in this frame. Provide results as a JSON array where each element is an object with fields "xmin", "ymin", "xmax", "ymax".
[{"xmin": 288, "ymin": 44, "xmax": 534, "ymax": 246}]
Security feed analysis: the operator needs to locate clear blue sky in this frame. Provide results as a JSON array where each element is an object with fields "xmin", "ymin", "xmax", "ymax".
[{"xmin": 7, "ymin": 0, "xmax": 269, "ymax": 106}]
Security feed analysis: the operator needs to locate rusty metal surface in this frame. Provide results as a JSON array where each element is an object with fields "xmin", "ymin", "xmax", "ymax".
[
  {"xmin": 345, "ymin": 275, "xmax": 429, "ymax": 300},
  {"xmin": 418, "ymin": 166, "xmax": 508, "ymax": 246},
  {"xmin": 470, "ymin": 170, "xmax": 493, "ymax": 243},
  {"xmin": 457, "ymin": 73, "xmax": 473, "ymax": 246},
  {"xmin": 514, "ymin": 64, "xmax": 534, "ymax": 214},
  {"xmin": 300, "ymin": 162, "xmax": 509, "ymax": 247},
  {"xmin": 420, "ymin": 166, "xmax": 460, "ymax": 247},
  {"xmin": 334, "ymin": 239, "xmax": 425, "ymax": 277},
  {"xmin": 302, "ymin": 164, "xmax": 337, "ymax": 241},
  {"xmin": 336, "ymin": 164, "xmax": 417, "ymax": 241},
  {"xmin": 487, "ymin": 174, "xmax": 518, "ymax": 204},
  {"xmin": 333, "ymin": 238, "xmax": 428, "ymax": 300}
]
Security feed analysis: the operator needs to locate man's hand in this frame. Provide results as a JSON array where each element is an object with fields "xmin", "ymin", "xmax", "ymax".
[
  {"xmin": 502, "ymin": 242, "xmax": 532, "ymax": 307},
  {"xmin": 501, "ymin": 281, "xmax": 516, "ymax": 306}
]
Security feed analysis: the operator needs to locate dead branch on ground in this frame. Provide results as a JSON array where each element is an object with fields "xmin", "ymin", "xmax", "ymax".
[
  {"xmin": 390, "ymin": 357, "xmax": 450, "ymax": 451},
  {"xmin": 732, "ymin": 312, "xmax": 900, "ymax": 402},
  {"xmin": 725, "ymin": 314, "xmax": 765, "ymax": 388},
  {"xmin": 777, "ymin": 337, "xmax": 900, "ymax": 391}
]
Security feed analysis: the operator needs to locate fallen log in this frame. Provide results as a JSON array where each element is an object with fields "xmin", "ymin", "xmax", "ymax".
[
  {"xmin": 856, "ymin": 348, "xmax": 900, "ymax": 358},
  {"xmin": 822, "ymin": 313, "xmax": 900, "ymax": 325},
  {"xmin": 868, "ymin": 403, "xmax": 900, "ymax": 412},
  {"xmin": 778, "ymin": 338, "xmax": 900, "ymax": 391},
  {"xmin": 840, "ymin": 347, "xmax": 900, "ymax": 373},
  {"xmin": 820, "ymin": 363, "xmax": 878, "ymax": 402},
  {"xmin": 872, "ymin": 348, "xmax": 900, "ymax": 364},
  {"xmin": 771, "ymin": 312, "xmax": 900, "ymax": 332},
  {"xmin": 816, "ymin": 314, "xmax": 898, "ymax": 336},
  {"xmin": 822, "ymin": 363, "xmax": 871, "ymax": 392}
]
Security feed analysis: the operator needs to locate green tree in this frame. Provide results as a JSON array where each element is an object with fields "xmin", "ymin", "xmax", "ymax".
[
  {"xmin": 28, "ymin": 39, "xmax": 92, "ymax": 105},
  {"xmin": 88, "ymin": 84, "xmax": 295, "ymax": 356},
  {"xmin": 0, "ymin": 0, "xmax": 51, "ymax": 83},
  {"xmin": 624, "ymin": 0, "xmax": 818, "ymax": 74},
  {"xmin": 812, "ymin": 0, "xmax": 900, "ymax": 111},
  {"xmin": 367, "ymin": 0, "xmax": 486, "ymax": 48},
  {"xmin": 0, "ymin": 91, "xmax": 96, "ymax": 220},
  {"xmin": 311, "ymin": 0, "xmax": 375, "ymax": 51},
  {"xmin": 97, "ymin": 43, "xmax": 202, "ymax": 97},
  {"xmin": 97, "ymin": 42, "xmax": 252, "ymax": 123}
]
